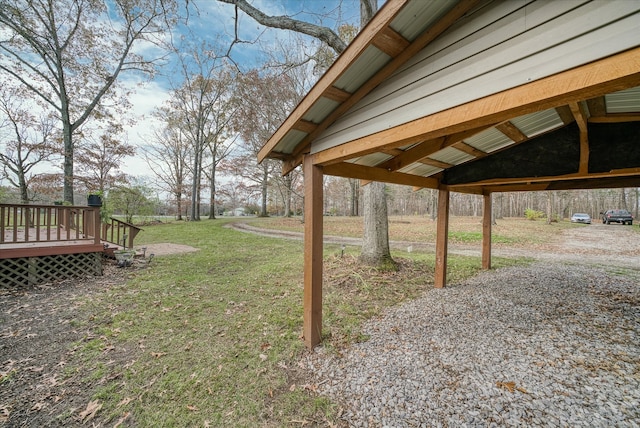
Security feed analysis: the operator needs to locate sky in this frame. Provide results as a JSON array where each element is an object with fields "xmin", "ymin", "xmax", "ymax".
[{"xmin": 118, "ymin": 0, "xmax": 363, "ymax": 178}]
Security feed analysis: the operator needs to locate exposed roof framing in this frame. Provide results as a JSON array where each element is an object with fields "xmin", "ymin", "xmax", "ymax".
[{"xmin": 259, "ymin": 0, "xmax": 640, "ymax": 194}]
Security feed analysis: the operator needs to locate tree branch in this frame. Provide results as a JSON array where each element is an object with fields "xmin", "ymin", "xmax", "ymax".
[{"xmin": 218, "ymin": 0, "xmax": 346, "ymax": 54}]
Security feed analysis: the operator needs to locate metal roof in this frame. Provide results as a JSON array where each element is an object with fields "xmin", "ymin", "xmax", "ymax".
[{"xmin": 259, "ymin": 0, "xmax": 640, "ymax": 194}]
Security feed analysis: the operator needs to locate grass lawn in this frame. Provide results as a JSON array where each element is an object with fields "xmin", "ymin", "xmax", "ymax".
[{"xmin": 70, "ymin": 216, "xmax": 534, "ymax": 426}]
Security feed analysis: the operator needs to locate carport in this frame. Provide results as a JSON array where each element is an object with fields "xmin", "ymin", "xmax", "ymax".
[{"xmin": 258, "ymin": 0, "xmax": 640, "ymax": 349}]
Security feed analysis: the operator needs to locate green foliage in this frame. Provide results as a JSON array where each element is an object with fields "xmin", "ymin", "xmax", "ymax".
[
  {"xmin": 524, "ymin": 208, "xmax": 545, "ymax": 220},
  {"xmin": 108, "ymin": 185, "xmax": 156, "ymax": 223}
]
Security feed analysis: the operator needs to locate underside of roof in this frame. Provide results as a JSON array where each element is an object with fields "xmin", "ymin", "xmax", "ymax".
[{"xmin": 258, "ymin": 0, "xmax": 640, "ymax": 194}]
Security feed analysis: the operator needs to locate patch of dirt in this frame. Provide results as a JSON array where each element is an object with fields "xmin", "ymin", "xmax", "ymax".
[
  {"xmin": 132, "ymin": 242, "xmax": 198, "ymax": 257},
  {"xmin": 0, "ymin": 263, "xmax": 131, "ymax": 427}
]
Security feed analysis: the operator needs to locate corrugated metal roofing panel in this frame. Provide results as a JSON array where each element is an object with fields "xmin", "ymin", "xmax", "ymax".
[
  {"xmin": 464, "ymin": 127, "xmax": 513, "ymax": 153},
  {"xmin": 605, "ymin": 86, "xmax": 640, "ymax": 113},
  {"xmin": 333, "ymin": 46, "xmax": 392, "ymax": 94},
  {"xmin": 429, "ymin": 147, "xmax": 475, "ymax": 165},
  {"xmin": 303, "ymin": 98, "xmax": 340, "ymax": 124},
  {"xmin": 398, "ymin": 162, "xmax": 442, "ymax": 177},
  {"xmin": 274, "ymin": 129, "xmax": 307, "ymax": 155},
  {"xmin": 347, "ymin": 152, "xmax": 393, "ymax": 167},
  {"xmin": 510, "ymin": 109, "xmax": 563, "ymax": 137},
  {"xmin": 389, "ymin": 0, "xmax": 457, "ymax": 41}
]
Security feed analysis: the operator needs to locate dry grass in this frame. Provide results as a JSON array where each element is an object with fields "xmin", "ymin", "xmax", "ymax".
[{"xmin": 250, "ymin": 215, "xmax": 572, "ymax": 248}]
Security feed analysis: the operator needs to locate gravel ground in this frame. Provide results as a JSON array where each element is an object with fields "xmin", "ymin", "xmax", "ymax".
[{"xmin": 303, "ymin": 263, "xmax": 640, "ymax": 427}]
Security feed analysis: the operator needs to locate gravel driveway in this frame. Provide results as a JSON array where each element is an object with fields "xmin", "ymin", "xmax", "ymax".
[{"xmin": 303, "ymin": 224, "xmax": 640, "ymax": 427}]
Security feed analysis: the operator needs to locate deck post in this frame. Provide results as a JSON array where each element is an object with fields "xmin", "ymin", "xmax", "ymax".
[
  {"xmin": 93, "ymin": 207, "xmax": 101, "ymax": 244},
  {"xmin": 482, "ymin": 192, "xmax": 492, "ymax": 270},
  {"xmin": 435, "ymin": 189, "xmax": 450, "ymax": 288},
  {"xmin": 303, "ymin": 155, "xmax": 324, "ymax": 349}
]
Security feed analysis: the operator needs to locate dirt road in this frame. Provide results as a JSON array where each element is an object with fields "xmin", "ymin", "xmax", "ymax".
[{"xmin": 230, "ymin": 222, "xmax": 640, "ymax": 270}]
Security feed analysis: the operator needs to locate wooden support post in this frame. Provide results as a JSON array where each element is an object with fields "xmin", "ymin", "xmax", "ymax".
[
  {"xmin": 435, "ymin": 189, "xmax": 450, "ymax": 288},
  {"xmin": 482, "ymin": 193, "xmax": 492, "ymax": 270},
  {"xmin": 303, "ymin": 155, "xmax": 324, "ymax": 349}
]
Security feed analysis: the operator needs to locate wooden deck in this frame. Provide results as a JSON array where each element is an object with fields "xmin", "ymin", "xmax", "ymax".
[{"xmin": 1, "ymin": 203, "xmax": 142, "ymax": 286}]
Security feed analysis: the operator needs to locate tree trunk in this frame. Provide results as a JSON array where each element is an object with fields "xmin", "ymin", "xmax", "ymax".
[
  {"xmin": 360, "ymin": 182, "xmax": 396, "ymax": 269},
  {"xmin": 349, "ymin": 178, "xmax": 359, "ymax": 216},
  {"xmin": 284, "ymin": 173, "xmax": 292, "ymax": 217},
  {"xmin": 176, "ymin": 191, "xmax": 183, "ymax": 221},
  {"xmin": 62, "ymin": 117, "xmax": 75, "ymax": 204},
  {"xmin": 209, "ymin": 160, "xmax": 217, "ymax": 219},
  {"xmin": 260, "ymin": 165, "xmax": 268, "ymax": 217}
]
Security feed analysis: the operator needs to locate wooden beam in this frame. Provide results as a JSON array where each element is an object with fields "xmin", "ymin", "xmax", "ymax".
[
  {"xmin": 372, "ymin": 26, "xmax": 410, "ymax": 58},
  {"xmin": 323, "ymin": 86, "xmax": 352, "ymax": 103},
  {"xmin": 555, "ymin": 105, "xmax": 575, "ymax": 125},
  {"xmin": 293, "ymin": 120, "xmax": 318, "ymax": 134},
  {"xmin": 303, "ymin": 155, "xmax": 324, "ymax": 349},
  {"xmin": 447, "ymin": 167, "xmax": 640, "ymax": 189},
  {"xmin": 323, "ymin": 162, "xmax": 440, "ymax": 189},
  {"xmin": 569, "ymin": 102, "xmax": 590, "ymax": 174},
  {"xmin": 451, "ymin": 141, "xmax": 487, "ymax": 158},
  {"xmin": 419, "ymin": 157, "xmax": 452, "ymax": 170},
  {"xmin": 312, "ymin": 47, "xmax": 640, "ymax": 166},
  {"xmin": 589, "ymin": 113, "xmax": 640, "ymax": 123},
  {"xmin": 378, "ymin": 137, "xmax": 446, "ymax": 172},
  {"xmin": 586, "ymin": 96, "xmax": 607, "ymax": 117},
  {"xmin": 434, "ymin": 189, "xmax": 449, "ymax": 288},
  {"xmin": 482, "ymin": 193, "xmax": 492, "ymax": 270},
  {"xmin": 495, "ymin": 121, "xmax": 528, "ymax": 143},
  {"xmin": 569, "ymin": 102, "xmax": 589, "ymax": 133}
]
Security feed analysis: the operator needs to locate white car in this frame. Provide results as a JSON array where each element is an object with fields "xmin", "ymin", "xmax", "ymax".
[{"xmin": 570, "ymin": 213, "xmax": 591, "ymax": 224}]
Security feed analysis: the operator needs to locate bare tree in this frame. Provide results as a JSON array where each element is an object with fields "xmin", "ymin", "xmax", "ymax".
[
  {"xmin": 74, "ymin": 124, "xmax": 135, "ymax": 194},
  {"xmin": 0, "ymin": 0, "xmax": 176, "ymax": 203},
  {"xmin": 231, "ymin": 69, "xmax": 301, "ymax": 217},
  {"xmin": 144, "ymin": 118, "xmax": 192, "ymax": 220},
  {"xmin": 0, "ymin": 89, "xmax": 57, "ymax": 203},
  {"xmin": 165, "ymin": 46, "xmax": 237, "ymax": 221}
]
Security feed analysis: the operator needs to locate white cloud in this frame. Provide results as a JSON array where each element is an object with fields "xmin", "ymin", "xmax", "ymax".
[{"xmin": 119, "ymin": 80, "xmax": 171, "ymax": 177}]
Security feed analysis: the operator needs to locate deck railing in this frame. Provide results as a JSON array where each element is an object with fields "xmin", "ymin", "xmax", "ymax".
[
  {"xmin": 0, "ymin": 204, "xmax": 143, "ymax": 250},
  {"xmin": 102, "ymin": 217, "xmax": 142, "ymax": 249},
  {"xmin": 0, "ymin": 203, "xmax": 101, "ymax": 245}
]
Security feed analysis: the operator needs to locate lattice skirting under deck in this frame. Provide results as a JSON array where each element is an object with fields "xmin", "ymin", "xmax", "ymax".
[{"xmin": 1, "ymin": 252, "xmax": 103, "ymax": 287}]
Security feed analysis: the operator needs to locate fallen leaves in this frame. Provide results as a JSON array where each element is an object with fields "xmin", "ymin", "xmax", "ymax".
[
  {"xmin": 151, "ymin": 352, "xmax": 167, "ymax": 358},
  {"xmin": 496, "ymin": 381, "xmax": 527, "ymax": 394},
  {"xmin": 0, "ymin": 405, "xmax": 10, "ymax": 422},
  {"xmin": 78, "ymin": 400, "xmax": 102, "ymax": 423}
]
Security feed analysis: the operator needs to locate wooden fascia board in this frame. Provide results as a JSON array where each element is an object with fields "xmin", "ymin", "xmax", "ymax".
[
  {"xmin": 312, "ymin": 47, "xmax": 640, "ymax": 166},
  {"xmin": 323, "ymin": 162, "xmax": 440, "ymax": 189},
  {"xmin": 257, "ymin": 0, "xmax": 410, "ymax": 163}
]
